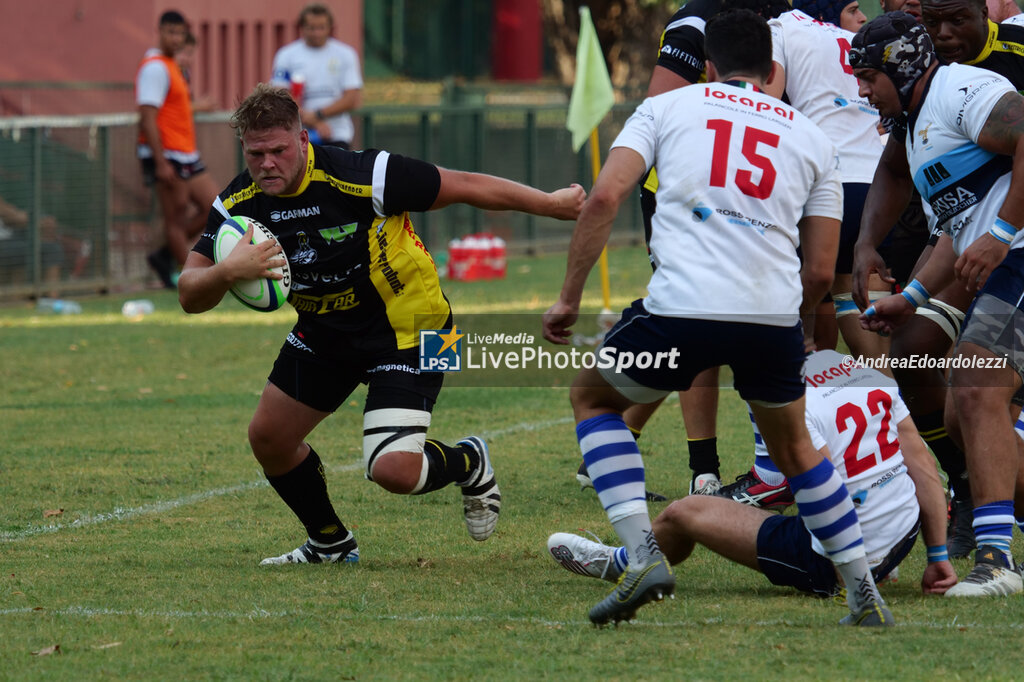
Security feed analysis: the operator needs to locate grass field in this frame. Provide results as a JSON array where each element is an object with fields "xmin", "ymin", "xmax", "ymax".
[{"xmin": 3, "ymin": 245, "xmax": 1023, "ymax": 680}]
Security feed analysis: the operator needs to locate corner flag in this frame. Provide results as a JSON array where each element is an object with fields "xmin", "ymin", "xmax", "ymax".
[{"xmin": 566, "ymin": 7, "xmax": 615, "ymax": 152}]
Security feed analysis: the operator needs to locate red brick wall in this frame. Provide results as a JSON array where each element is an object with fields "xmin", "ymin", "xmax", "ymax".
[{"xmin": 0, "ymin": 1, "xmax": 363, "ymax": 115}]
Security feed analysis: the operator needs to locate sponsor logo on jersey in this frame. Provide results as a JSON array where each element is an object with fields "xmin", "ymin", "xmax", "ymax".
[
  {"xmin": 270, "ymin": 206, "xmax": 322, "ymax": 222},
  {"xmin": 375, "ymin": 227, "xmax": 406, "ymax": 296},
  {"xmin": 704, "ymin": 87, "xmax": 794, "ymax": 120},
  {"xmin": 285, "ymin": 331, "xmax": 314, "ymax": 353},
  {"xmin": 319, "ymin": 223, "xmax": 358, "ymax": 243},
  {"xmin": 289, "ymin": 288, "xmax": 359, "ymax": 314},
  {"xmin": 921, "ymin": 161, "xmax": 950, "ymax": 186},
  {"xmin": 956, "ymin": 79, "xmax": 999, "ymax": 125},
  {"xmin": 805, "ymin": 361, "xmax": 856, "ymax": 387},
  {"xmin": 714, "ymin": 207, "xmax": 780, "ymax": 235},
  {"xmin": 692, "ymin": 204, "xmax": 712, "ymax": 222},
  {"xmin": 930, "ymin": 186, "xmax": 978, "ymax": 223},
  {"xmin": 659, "ymin": 46, "xmax": 703, "ymax": 73}
]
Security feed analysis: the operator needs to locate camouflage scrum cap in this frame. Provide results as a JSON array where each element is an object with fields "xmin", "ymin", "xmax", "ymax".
[{"xmin": 849, "ymin": 11, "xmax": 935, "ymax": 111}]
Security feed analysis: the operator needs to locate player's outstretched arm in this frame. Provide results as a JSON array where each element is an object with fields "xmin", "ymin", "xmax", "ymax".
[
  {"xmin": 178, "ymin": 227, "xmax": 287, "ymax": 314},
  {"xmin": 852, "ymin": 135, "xmax": 913, "ymax": 310},
  {"xmin": 431, "ymin": 168, "xmax": 585, "ymax": 220},
  {"xmin": 543, "ymin": 148, "xmax": 646, "ymax": 345},
  {"xmin": 896, "ymin": 416, "xmax": 958, "ymax": 594}
]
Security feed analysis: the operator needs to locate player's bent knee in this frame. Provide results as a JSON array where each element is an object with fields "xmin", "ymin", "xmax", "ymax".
[
  {"xmin": 363, "ymin": 408, "xmax": 430, "ymax": 491},
  {"xmin": 369, "ymin": 450, "xmax": 425, "ymax": 494}
]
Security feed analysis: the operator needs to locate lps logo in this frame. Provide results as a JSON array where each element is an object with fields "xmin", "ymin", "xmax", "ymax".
[{"xmin": 419, "ymin": 328, "xmax": 464, "ymax": 372}]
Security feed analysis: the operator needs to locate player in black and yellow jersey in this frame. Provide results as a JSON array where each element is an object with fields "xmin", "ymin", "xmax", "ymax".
[
  {"xmin": 922, "ymin": 0, "xmax": 1024, "ymax": 84},
  {"xmin": 179, "ymin": 83, "xmax": 584, "ymax": 565}
]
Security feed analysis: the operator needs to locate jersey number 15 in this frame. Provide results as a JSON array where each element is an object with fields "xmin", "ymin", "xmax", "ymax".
[{"xmin": 706, "ymin": 119, "xmax": 780, "ymax": 200}]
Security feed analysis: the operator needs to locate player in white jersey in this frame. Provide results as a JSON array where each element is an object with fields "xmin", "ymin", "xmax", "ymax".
[
  {"xmin": 712, "ymin": 6, "xmax": 890, "ymax": 508},
  {"xmin": 853, "ymin": 12, "xmax": 1024, "ymax": 596},
  {"xmin": 548, "ymin": 349, "xmax": 957, "ymax": 600},
  {"xmin": 767, "ymin": 9, "xmax": 890, "ymax": 361},
  {"xmin": 544, "ymin": 10, "xmax": 895, "ymax": 627}
]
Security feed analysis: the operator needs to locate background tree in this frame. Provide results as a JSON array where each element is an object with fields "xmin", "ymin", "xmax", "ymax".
[{"xmin": 542, "ymin": 0, "xmax": 678, "ymax": 95}]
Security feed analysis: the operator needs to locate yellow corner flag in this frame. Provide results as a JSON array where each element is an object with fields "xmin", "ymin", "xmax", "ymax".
[{"xmin": 566, "ymin": 6, "xmax": 615, "ymax": 153}]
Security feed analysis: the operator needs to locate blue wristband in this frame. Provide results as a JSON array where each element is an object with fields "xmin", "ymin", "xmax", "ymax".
[
  {"xmin": 990, "ymin": 217, "xmax": 1017, "ymax": 245},
  {"xmin": 900, "ymin": 279, "xmax": 930, "ymax": 309},
  {"xmin": 926, "ymin": 545, "xmax": 948, "ymax": 563}
]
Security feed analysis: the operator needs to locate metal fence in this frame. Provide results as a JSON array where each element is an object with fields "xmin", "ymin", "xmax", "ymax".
[{"xmin": 0, "ymin": 102, "xmax": 643, "ymax": 300}]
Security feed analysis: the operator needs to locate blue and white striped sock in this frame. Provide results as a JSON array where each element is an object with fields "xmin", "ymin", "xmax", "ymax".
[
  {"xmin": 749, "ymin": 406, "xmax": 786, "ymax": 486},
  {"xmin": 577, "ymin": 413, "xmax": 656, "ymax": 565},
  {"xmin": 973, "ymin": 500, "xmax": 1014, "ymax": 560},
  {"xmin": 789, "ymin": 458, "xmax": 879, "ymax": 610}
]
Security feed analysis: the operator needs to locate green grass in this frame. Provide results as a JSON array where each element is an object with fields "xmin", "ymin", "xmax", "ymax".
[{"xmin": 2, "ymin": 246, "xmax": 1023, "ymax": 680}]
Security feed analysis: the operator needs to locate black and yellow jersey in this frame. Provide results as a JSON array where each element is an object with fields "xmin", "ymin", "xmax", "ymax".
[
  {"xmin": 963, "ymin": 20, "xmax": 1024, "ymax": 89},
  {"xmin": 656, "ymin": 0, "xmax": 722, "ymax": 85},
  {"xmin": 195, "ymin": 143, "xmax": 449, "ymax": 353}
]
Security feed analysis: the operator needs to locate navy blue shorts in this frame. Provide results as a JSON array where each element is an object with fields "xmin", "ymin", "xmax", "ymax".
[
  {"xmin": 598, "ymin": 299, "xmax": 806, "ymax": 404},
  {"xmin": 756, "ymin": 514, "xmax": 919, "ymax": 596},
  {"xmin": 837, "ymin": 183, "xmax": 870, "ymax": 274},
  {"xmin": 756, "ymin": 515, "xmax": 840, "ymax": 597}
]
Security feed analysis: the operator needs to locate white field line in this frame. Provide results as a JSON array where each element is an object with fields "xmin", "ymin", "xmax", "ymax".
[
  {"xmin": 0, "ymin": 605, "xmax": 1020, "ymax": 631},
  {"xmin": 0, "ymin": 417, "xmax": 575, "ymax": 543}
]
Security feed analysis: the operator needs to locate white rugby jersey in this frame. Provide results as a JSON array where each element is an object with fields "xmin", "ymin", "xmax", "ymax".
[
  {"xmin": 612, "ymin": 81, "xmax": 842, "ymax": 325},
  {"xmin": 803, "ymin": 350, "xmax": 918, "ymax": 566},
  {"xmin": 770, "ymin": 10, "xmax": 884, "ymax": 183},
  {"xmin": 271, "ymin": 38, "xmax": 363, "ymax": 144},
  {"xmin": 907, "ymin": 63, "xmax": 1023, "ymax": 254}
]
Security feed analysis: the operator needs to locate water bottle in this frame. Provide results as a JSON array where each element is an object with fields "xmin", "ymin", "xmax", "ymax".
[
  {"xmin": 122, "ymin": 299, "xmax": 155, "ymax": 318},
  {"xmin": 37, "ymin": 298, "xmax": 82, "ymax": 314}
]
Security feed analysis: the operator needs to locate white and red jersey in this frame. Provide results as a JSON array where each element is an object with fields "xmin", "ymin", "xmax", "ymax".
[
  {"xmin": 612, "ymin": 80, "xmax": 842, "ymax": 325},
  {"xmin": 769, "ymin": 10, "xmax": 884, "ymax": 183},
  {"xmin": 802, "ymin": 350, "xmax": 919, "ymax": 566}
]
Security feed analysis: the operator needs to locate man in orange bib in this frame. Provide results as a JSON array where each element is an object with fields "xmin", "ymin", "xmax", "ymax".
[{"xmin": 136, "ymin": 10, "xmax": 219, "ymax": 285}]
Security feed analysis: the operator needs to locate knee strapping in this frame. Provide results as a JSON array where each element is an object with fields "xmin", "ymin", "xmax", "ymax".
[{"xmin": 363, "ymin": 408, "xmax": 430, "ymax": 484}]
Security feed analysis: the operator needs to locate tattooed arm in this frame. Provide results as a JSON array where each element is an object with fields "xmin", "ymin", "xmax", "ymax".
[{"xmin": 958, "ymin": 91, "xmax": 1024, "ymax": 291}]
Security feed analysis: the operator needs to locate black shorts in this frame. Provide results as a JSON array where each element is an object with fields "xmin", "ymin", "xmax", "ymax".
[
  {"xmin": 598, "ymin": 299, "xmax": 806, "ymax": 404},
  {"xmin": 877, "ymin": 198, "xmax": 930, "ymax": 287},
  {"xmin": 140, "ymin": 156, "xmax": 208, "ymax": 186},
  {"xmin": 268, "ymin": 322, "xmax": 445, "ymax": 413}
]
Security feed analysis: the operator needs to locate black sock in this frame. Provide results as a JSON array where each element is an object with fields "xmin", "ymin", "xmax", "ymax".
[
  {"xmin": 687, "ymin": 437, "xmax": 720, "ymax": 480},
  {"xmin": 415, "ymin": 439, "xmax": 474, "ymax": 495},
  {"xmin": 915, "ymin": 410, "xmax": 969, "ymax": 498},
  {"xmin": 266, "ymin": 446, "xmax": 349, "ymax": 544}
]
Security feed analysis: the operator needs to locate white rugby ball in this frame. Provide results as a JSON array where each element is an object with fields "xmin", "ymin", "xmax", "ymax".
[{"xmin": 213, "ymin": 216, "xmax": 291, "ymax": 312}]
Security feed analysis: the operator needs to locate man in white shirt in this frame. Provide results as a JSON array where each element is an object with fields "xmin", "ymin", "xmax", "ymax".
[
  {"xmin": 271, "ymin": 3, "xmax": 363, "ymax": 148},
  {"xmin": 544, "ymin": 9, "xmax": 893, "ymax": 628},
  {"xmin": 549, "ymin": 350, "xmax": 958, "ymax": 603}
]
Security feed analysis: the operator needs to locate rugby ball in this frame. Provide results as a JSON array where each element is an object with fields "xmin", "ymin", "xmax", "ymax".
[{"xmin": 213, "ymin": 216, "xmax": 291, "ymax": 312}]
